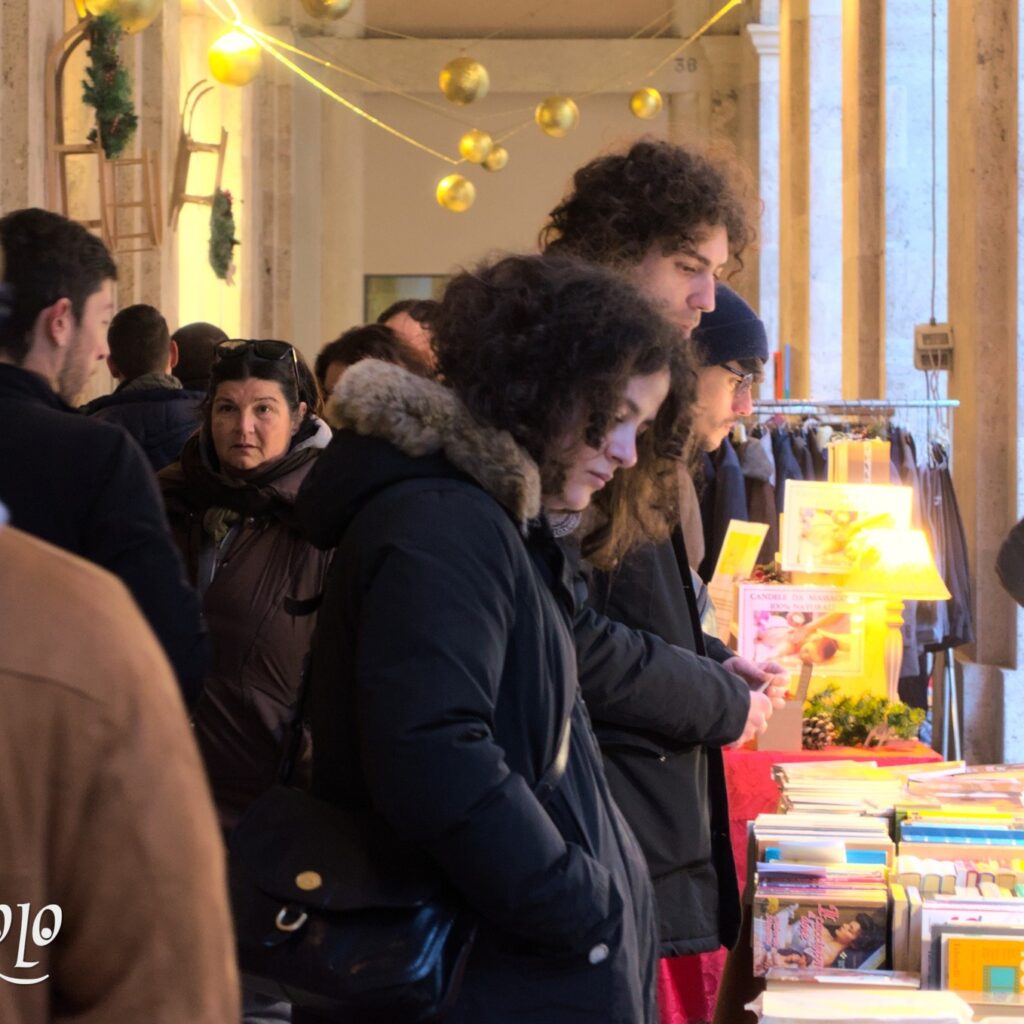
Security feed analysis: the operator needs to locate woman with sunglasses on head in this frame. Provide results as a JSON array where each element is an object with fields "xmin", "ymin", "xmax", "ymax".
[
  {"xmin": 292, "ymin": 253, "xmax": 686, "ymax": 1024},
  {"xmin": 161, "ymin": 340, "xmax": 332, "ymax": 1022}
]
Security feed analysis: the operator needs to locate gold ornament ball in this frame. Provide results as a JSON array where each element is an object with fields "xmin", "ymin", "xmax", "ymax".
[
  {"xmin": 482, "ymin": 145, "xmax": 509, "ymax": 172},
  {"xmin": 534, "ymin": 96, "xmax": 579, "ymax": 138},
  {"xmin": 83, "ymin": 0, "xmax": 164, "ymax": 33},
  {"xmin": 436, "ymin": 174, "xmax": 476, "ymax": 213},
  {"xmin": 439, "ymin": 57, "xmax": 490, "ymax": 106},
  {"xmin": 458, "ymin": 129, "xmax": 494, "ymax": 165},
  {"xmin": 208, "ymin": 30, "xmax": 263, "ymax": 88},
  {"xmin": 298, "ymin": 0, "xmax": 353, "ymax": 19},
  {"xmin": 629, "ymin": 87, "xmax": 663, "ymax": 119}
]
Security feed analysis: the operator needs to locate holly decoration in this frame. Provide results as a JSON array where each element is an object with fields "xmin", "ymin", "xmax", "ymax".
[
  {"xmin": 803, "ymin": 684, "xmax": 925, "ymax": 748},
  {"xmin": 209, "ymin": 189, "xmax": 239, "ymax": 282},
  {"xmin": 749, "ymin": 562, "xmax": 787, "ymax": 585},
  {"xmin": 82, "ymin": 14, "xmax": 138, "ymax": 160}
]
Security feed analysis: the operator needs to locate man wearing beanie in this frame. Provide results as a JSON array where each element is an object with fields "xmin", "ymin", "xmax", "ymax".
[
  {"xmin": 692, "ymin": 282, "xmax": 769, "ymax": 453},
  {"xmin": 540, "ymin": 140, "xmax": 785, "ymax": 1018}
]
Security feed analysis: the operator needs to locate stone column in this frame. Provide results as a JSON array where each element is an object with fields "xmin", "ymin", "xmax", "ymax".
[
  {"xmin": 0, "ymin": 0, "xmax": 64, "ymax": 212},
  {"xmin": 841, "ymin": 0, "xmax": 885, "ymax": 399},
  {"xmin": 947, "ymin": 0, "xmax": 1022, "ymax": 762},
  {"xmin": 779, "ymin": 0, "xmax": 843, "ymax": 398},
  {"xmin": 885, "ymin": 0, "xmax": 948, "ymax": 404},
  {"xmin": 742, "ymin": 21, "xmax": 780, "ymax": 394}
]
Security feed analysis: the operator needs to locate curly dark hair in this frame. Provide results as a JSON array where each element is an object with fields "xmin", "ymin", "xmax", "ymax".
[
  {"xmin": 315, "ymin": 323, "xmax": 431, "ymax": 391},
  {"xmin": 434, "ymin": 253, "xmax": 694, "ymax": 500},
  {"xmin": 539, "ymin": 138, "xmax": 758, "ymax": 271}
]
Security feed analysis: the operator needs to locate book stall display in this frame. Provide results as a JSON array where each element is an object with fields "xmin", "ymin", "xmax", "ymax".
[{"xmin": 739, "ymin": 762, "xmax": 1024, "ymax": 1024}]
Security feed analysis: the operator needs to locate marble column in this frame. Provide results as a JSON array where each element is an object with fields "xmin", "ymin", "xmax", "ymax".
[
  {"xmin": 947, "ymin": 0, "xmax": 1023, "ymax": 762},
  {"xmin": 841, "ymin": 0, "xmax": 884, "ymax": 399},
  {"xmin": 779, "ymin": 0, "xmax": 843, "ymax": 399}
]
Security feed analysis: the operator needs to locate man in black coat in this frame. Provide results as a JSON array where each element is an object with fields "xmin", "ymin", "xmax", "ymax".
[
  {"xmin": 84, "ymin": 303, "xmax": 204, "ymax": 471},
  {"xmin": 0, "ymin": 208, "xmax": 206, "ymax": 704},
  {"xmin": 542, "ymin": 141, "xmax": 786, "ymax": 961}
]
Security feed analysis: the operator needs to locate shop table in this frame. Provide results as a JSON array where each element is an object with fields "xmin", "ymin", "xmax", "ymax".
[{"xmin": 657, "ymin": 742, "xmax": 942, "ymax": 1024}]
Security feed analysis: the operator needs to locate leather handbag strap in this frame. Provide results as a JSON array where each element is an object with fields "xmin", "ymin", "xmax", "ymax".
[
  {"xmin": 280, "ymin": 654, "xmax": 573, "ymax": 802},
  {"xmin": 670, "ymin": 525, "xmax": 708, "ymax": 658}
]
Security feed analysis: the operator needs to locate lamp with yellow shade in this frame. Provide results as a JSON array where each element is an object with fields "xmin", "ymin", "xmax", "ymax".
[{"xmin": 845, "ymin": 528, "xmax": 950, "ymax": 703}]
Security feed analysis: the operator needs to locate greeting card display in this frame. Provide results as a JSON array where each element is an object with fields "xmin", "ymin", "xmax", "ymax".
[
  {"xmin": 736, "ymin": 584, "xmax": 865, "ymax": 686},
  {"xmin": 780, "ymin": 481, "xmax": 913, "ymax": 574}
]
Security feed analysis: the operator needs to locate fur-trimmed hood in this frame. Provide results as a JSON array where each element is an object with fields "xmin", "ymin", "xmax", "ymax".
[
  {"xmin": 329, "ymin": 360, "xmax": 540, "ymax": 523},
  {"xmin": 297, "ymin": 360, "xmax": 541, "ymax": 550}
]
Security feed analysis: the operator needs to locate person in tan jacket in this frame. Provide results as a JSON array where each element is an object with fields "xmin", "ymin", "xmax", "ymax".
[{"xmin": 0, "ymin": 513, "xmax": 239, "ymax": 1024}]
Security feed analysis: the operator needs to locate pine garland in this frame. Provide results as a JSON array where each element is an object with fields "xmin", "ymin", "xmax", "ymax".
[
  {"xmin": 82, "ymin": 14, "xmax": 138, "ymax": 160},
  {"xmin": 803, "ymin": 684, "xmax": 926, "ymax": 747},
  {"xmin": 209, "ymin": 189, "xmax": 239, "ymax": 281}
]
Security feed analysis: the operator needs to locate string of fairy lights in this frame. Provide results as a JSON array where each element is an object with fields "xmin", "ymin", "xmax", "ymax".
[{"xmin": 75, "ymin": 0, "xmax": 745, "ymax": 212}]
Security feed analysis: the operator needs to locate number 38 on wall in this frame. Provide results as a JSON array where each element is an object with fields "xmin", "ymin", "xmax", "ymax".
[{"xmin": 0, "ymin": 904, "xmax": 62, "ymax": 986}]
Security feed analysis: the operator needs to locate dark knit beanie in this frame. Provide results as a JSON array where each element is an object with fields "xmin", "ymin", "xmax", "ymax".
[{"xmin": 692, "ymin": 283, "xmax": 768, "ymax": 365}]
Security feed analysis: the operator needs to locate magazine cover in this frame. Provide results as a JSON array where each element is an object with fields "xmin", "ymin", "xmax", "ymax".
[{"xmin": 752, "ymin": 891, "xmax": 888, "ymax": 976}]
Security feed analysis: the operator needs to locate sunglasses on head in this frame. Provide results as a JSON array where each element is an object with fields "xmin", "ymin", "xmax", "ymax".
[{"xmin": 215, "ymin": 339, "xmax": 301, "ymax": 402}]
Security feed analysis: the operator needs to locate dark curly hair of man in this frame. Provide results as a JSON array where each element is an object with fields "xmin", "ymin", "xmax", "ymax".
[
  {"xmin": 434, "ymin": 253, "xmax": 694, "ymax": 500},
  {"xmin": 539, "ymin": 138, "xmax": 757, "ymax": 270}
]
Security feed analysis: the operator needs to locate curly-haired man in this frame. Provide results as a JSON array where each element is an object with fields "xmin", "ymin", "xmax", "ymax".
[{"xmin": 540, "ymin": 141, "xmax": 784, "ymax": 980}]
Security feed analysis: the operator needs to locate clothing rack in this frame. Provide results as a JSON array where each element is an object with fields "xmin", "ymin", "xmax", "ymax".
[
  {"xmin": 752, "ymin": 399, "xmax": 960, "ymax": 413},
  {"xmin": 751, "ymin": 395, "xmax": 963, "ymax": 761}
]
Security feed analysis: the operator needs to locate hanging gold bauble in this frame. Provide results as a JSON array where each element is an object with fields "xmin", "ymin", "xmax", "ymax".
[
  {"xmin": 439, "ymin": 57, "xmax": 490, "ymax": 106},
  {"xmin": 83, "ymin": 0, "xmax": 164, "ymax": 33},
  {"xmin": 629, "ymin": 87, "xmax": 663, "ymax": 119},
  {"xmin": 436, "ymin": 174, "xmax": 476, "ymax": 213},
  {"xmin": 208, "ymin": 30, "xmax": 263, "ymax": 87},
  {"xmin": 298, "ymin": 0, "xmax": 353, "ymax": 19},
  {"xmin": 458, "ymin": 129, "xmax": 494, "ymax": 164},
  {"xmin": 534, "ymin": 96, "xmax": 579, "ymax": 138},
  {"xmin": 482, "ymin": 145, "xmax": 509, "ymax": 172}
]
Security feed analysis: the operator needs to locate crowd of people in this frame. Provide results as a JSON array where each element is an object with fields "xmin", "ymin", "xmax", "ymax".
[{"xmin": 0, "ymin": 139, "xmax": 796, "ymax": 1024}]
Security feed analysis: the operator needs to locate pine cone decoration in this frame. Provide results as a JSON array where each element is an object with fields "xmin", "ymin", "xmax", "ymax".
[{"xmin": 802, "ymin": 713, "xmax": 837, "ymax": 750}]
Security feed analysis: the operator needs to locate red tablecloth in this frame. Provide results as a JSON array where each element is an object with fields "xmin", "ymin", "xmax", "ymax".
[{"xmin": 656, "ymin": 743, "xmax": 941, "ymax": 1024}]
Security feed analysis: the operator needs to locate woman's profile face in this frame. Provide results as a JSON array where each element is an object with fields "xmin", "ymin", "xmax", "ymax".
[
  {"xmin": 834, "ymin": 919, "xmax": 862, "ymax": 945},
  {"xmin": 545, "ymin": 369, "xmax": 670, "ymax": 513},
  {"xmin": 210, "ymin": 377, "xmax": 306, "ymax": 477}
]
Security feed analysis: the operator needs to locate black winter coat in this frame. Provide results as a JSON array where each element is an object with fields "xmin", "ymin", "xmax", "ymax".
[
  {"xmin": 85, "ymin": 380, "xmax": 204, "ymax": 471},
  {"xmin": 0, "ymin": 364, "xmax": 207, "ymax": 702},
  {"xmin": 294, "ymin": 361, "xmax": 658, "ymax": 1024},
  {"xmin": 584, "ymin": 530, "xmax": 749, "ymax": 957}
]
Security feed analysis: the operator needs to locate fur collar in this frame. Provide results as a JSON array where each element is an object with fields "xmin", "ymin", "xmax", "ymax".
[{"xmin": 329, "ymin": 360, "xmax": 541, "ymax": 525}]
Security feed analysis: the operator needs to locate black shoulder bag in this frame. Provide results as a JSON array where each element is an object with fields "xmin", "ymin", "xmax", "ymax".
[{"xmin": 229, "ymin": 666, "xmax": 572, "ymax": 1022}]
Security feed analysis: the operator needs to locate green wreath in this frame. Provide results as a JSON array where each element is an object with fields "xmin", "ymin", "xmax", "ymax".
[
  {"xmin": 82, "ymin": 14, "xmax": 138, "ymax": 160},
  {"xmin": 209, "ymin": 189, "xmax": 239, "ymax": 281}
]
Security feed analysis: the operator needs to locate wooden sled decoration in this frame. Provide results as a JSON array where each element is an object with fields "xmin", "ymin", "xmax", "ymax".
[
  {"xmin": 168, "ymin": 81, "xmax": 228, "ymax": 230},
  {"xmin": 44, "ymin": 16, "xmax": 162, "ymax": 253}
]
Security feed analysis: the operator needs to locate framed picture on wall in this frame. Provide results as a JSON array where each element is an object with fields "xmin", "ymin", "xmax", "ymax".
[{"xmin": 364, "ymin": 275, "xmax": 449, "ymax": 323}]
